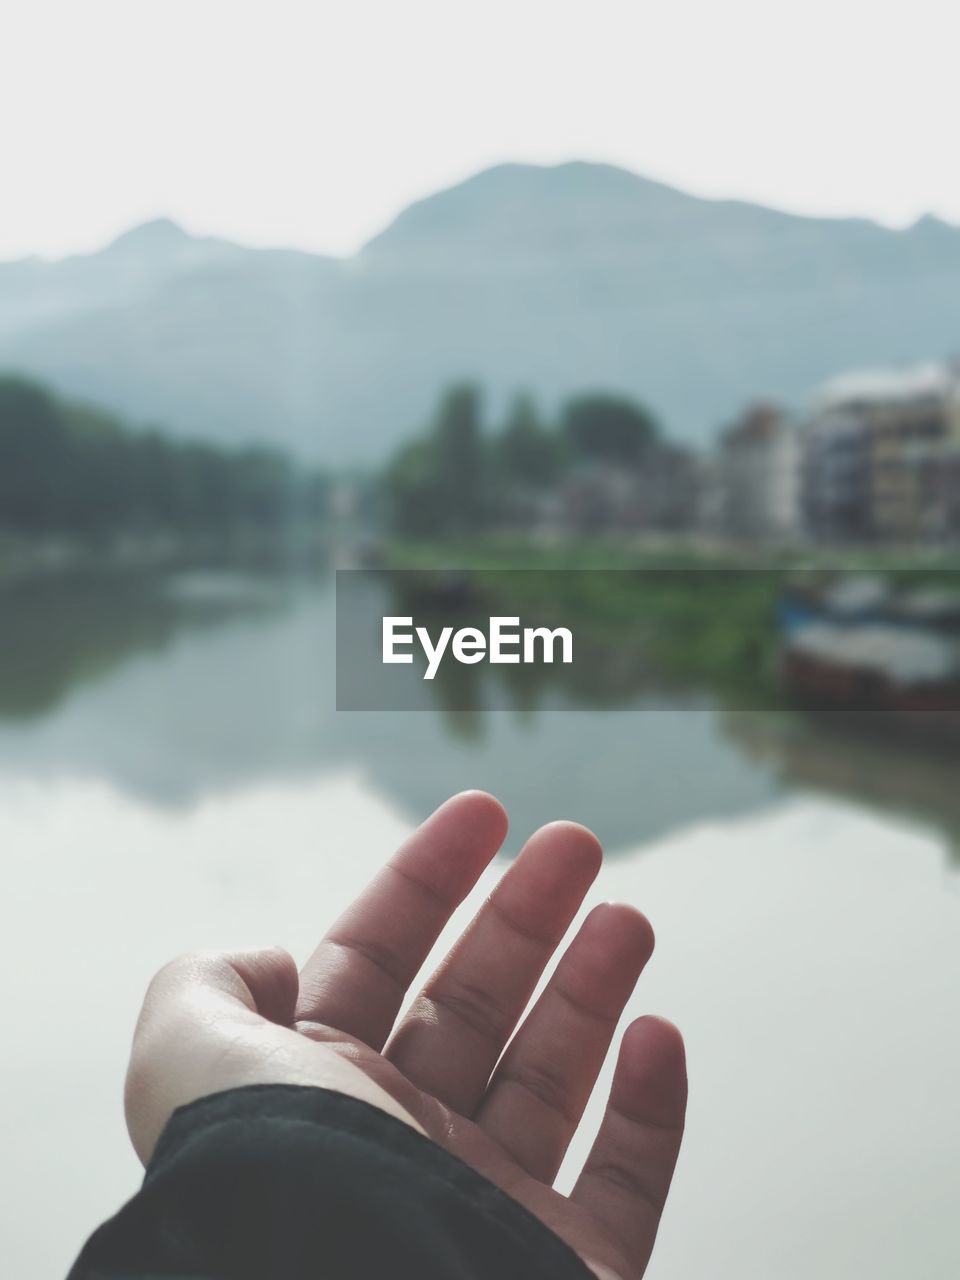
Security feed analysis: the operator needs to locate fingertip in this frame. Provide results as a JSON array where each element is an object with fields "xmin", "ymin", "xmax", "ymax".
[
  {"xmin": 616, "ymin": 1015, "xmax": 688, "ymax": 1120},
  {"xmin": 436, "ymin": 790, "xmax": 510, "ymax": 844},
  {"xmin": 554, "ymin": 903, "xmax": 655, "ymax": 1016},
  {"xmin": 624, "ymin": 1014, "xmax": 686, "ymax": 1060},
  {"xmin": 541, "ymin": 818, "xmax": 602, "ymax": 850},
  {"xmin": 490, "ymin": 821, "xmax": 602, "ymax": 939},
  {"xmin": 585, "ymin": 902, "xmax": 655, "ymax": 961},
  {"xmin": 451, "ymin": 788, "xmax": 504, "ymax": 808},
  {"xmin": 388, "ymin": 791, "xmax": 509, "ymax": 907},
  {"xmin": 525, "ymin": 819, "xmax": 603, "ymax": 874},
  {"xmin": 515, "ymin": 822, "xmax": 604, "ymax": 913},
  {"xmin": 459, "ymin": 789, "xmax": 510, "ymax": 834}
]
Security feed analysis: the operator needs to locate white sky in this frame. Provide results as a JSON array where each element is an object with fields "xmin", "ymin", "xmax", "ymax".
[{"xmin": 3, "ymin": 0, "xmax": 959, "ymax": 261}]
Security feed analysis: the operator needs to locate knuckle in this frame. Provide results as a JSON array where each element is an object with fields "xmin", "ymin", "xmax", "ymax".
[
  {"xmin": 330, "ymin": 933, "xmax": 406, "ymax": 990},
  {"xmin": 148, "ymin": 949, "xmax": 220, "ymax": 991},
  {"xmin": 137, "ymin": 950, "xmax": 224, "ymax": 1039},
  {"xmin": 588, "ymin": 1154, "xmax": 664, "ymax": 1210},
  {"xmin": 501, "ymin": 1058, "xmax": 574, "ymax": 1121},
  {"xmin": 428, "ymin": 978, "xmax": 510, "ymax": 1043},
  {"xmin": 143, "ymin": 948, "xmax": 243, "ymax": 1007}
]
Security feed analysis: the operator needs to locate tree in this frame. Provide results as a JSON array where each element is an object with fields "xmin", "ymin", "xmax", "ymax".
[
  {"xmin": 384, "ymin": 438, "xmax": 449, "ymax": 538},
  {"xmin": 434, "ymin": 383, "xmax": 485, "ymax": 534},
  {"xmin": 562, "ymin": 393, "xmax": 659, "ymax": 468},
  {"xmin": 384, "ymin": 384, "xmax": 489, "ymax": 538},
  {"xmin": 497, "ymin": 393, "xmax": 562, "ymax": 488},
  {"xmin": 0, "ymin": 378, "xmax": 71, "ymax": 530},
  {"xmin": 0, "ymin": 374, "xmax": 325, "ymax": 542}
]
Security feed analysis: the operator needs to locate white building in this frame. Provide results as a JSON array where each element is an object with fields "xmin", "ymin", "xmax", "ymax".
[{"xmin": 717, "ymin": 403, "xmax": 801, "ymax": 541}]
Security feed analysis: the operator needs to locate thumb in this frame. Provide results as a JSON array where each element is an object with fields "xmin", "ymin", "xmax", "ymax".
[
  {"xmin": 136, "ymin": 945, "xmax": 300, "ymax": 1030},
  {"xmin": 220, "ymin": 945, "xmax": 300, "ymax": 1026},
  {"xmin": 125, "ymin": 946, "xmax": 300, "ymax": 1163}
]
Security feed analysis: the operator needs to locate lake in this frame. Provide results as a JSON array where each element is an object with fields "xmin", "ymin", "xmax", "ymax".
[{"xmin": 2, "ymin": 569, "xmax": 958, "ymax": 1278}]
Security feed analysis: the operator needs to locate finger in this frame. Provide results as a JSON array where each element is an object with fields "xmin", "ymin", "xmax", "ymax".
[
  {"xmin": 296, "ymin": 791, "xmax": 508, "ymax": 1048},
  {"xmin": 572, "ymin": 1017, "xmax": 687, "ymax": 1277},
  {"xmin": 475, "ymin": 903, "xmax": 654, "ymax": 1182},
  {"xmin": 385, "ymin": 821, "xmax": 602, "ymax": 1114}
]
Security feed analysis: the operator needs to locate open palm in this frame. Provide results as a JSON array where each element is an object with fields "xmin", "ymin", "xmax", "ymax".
[{"xmin": 126, "ymin": 792, "xmax": 686, "ymax": 1280}]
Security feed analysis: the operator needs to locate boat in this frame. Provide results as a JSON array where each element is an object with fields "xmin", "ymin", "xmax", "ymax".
[{"xmin": 781, "ymin": 620, "xmax": 960, "ymax": 740}]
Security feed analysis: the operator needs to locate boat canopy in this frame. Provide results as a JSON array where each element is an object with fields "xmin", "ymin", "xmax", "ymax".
[{"xmin": 787, "ymin": 623, "xmax": 959, "ymax": 685}]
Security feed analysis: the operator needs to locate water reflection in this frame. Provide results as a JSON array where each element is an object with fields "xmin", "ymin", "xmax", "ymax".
[
  {"xmin": 0, "ymin": 571, "xmax": 288, "ymax": 720},
  {"xmin": 3, "ymin": 570, "xmax": 959, "ymax": 1280},
  {"xmin": 725, "ymin": 709, "xmax": 960, "ymax": 856},
  {"xmin": 6, "ymin": 774, "xmax": 958, "ymax": 1280},
  {"xmin": 1, "ymin": 571, "xmax": 960, "ymax": 862}
]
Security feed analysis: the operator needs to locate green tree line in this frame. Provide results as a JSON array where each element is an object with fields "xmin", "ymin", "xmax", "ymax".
[
  {"xmin": 0, "ymin": 375, "xmax": 327, "ymax": 538},
  {"xmin": 383, "ymin": 383, "xmax": 667, "ymax": 537}
]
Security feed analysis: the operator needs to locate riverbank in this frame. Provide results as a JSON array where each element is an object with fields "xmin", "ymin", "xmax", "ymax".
[
  {"xmin": 0, "ymin": 528, "xmax": 332, "ymax": 588},
  {"xmin": 382, "ymin": 538, "xmax": 960, "ymax": 709}
]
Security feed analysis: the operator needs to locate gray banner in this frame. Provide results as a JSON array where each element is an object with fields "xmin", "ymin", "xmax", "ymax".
[{"xmin": 336, "ymin": 566, "xmax": 960, "ymax": 731}]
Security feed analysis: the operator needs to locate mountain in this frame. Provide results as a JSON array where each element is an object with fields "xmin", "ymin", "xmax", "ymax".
[{"xmin": 2, "ymin": 162, "xmax": 960, "ymax": 460}]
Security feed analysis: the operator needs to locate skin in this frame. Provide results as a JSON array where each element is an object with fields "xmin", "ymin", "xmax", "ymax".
[{"xmin": 125, "ymin": 791, "xmax": 687, "ymax": 1280}]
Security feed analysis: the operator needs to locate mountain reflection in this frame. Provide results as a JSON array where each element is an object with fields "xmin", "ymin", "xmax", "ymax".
[{"xmin": 0, "ymin": 570, "xmax": 957, "ymax": 864}]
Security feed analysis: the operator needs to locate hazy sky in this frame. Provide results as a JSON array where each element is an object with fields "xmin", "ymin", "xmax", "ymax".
[{"xmin": 4, "ymin": 0, "xmax": 958, "ymax": 261}]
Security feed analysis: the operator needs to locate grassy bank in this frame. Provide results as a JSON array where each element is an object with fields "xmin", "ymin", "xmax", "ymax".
[
  {"xmin": 382, "ymin": 537, "xmax": 960, "ymax": 709},
  {"xmin": 383, "ymin": 539, "xmax": 792, "ymax": 705}
]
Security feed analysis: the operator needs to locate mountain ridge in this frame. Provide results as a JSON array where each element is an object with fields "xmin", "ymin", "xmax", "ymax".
[
  {"xmin": 10, "ymin": 162, "xmax": 953, "ymax": 268},
  {"xmin": 2, "ymin": 161, "xmax": 959, "ymax": 460}
]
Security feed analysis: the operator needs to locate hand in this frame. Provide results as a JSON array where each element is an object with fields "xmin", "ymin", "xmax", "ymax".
[{"xmin": 125, "ymin": 792, "xmax": 686, "ymax": 1280}]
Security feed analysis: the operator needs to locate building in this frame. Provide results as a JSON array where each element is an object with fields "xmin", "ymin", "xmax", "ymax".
[
  {"xmin": 716, "ymin": 403, "xmax": 801, "ymax": 541},
  {"xmin": 803, "ymin": 406, "xmax": 871, "ymax": 542},
  {"xmin": 559, "ymin": 444, "xmax": 699, "ymax": 536},
  {"xmin": 927, "ymin": 444, "xmax": 960, "ymax": 539},
  {"xmin": 805, "ymin": 363, "xmax": 960, "ymax": 543}
]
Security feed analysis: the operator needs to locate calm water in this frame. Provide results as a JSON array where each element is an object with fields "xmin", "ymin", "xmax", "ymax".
[{"xmin": 2, "ymin": 570, "xmax": 958, "ymax": 1278}]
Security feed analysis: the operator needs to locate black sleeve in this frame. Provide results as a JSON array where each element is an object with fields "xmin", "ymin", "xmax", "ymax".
[{"xmin": 68, "ymin": 1084, "xmax": 593, "ymax": 1280}]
